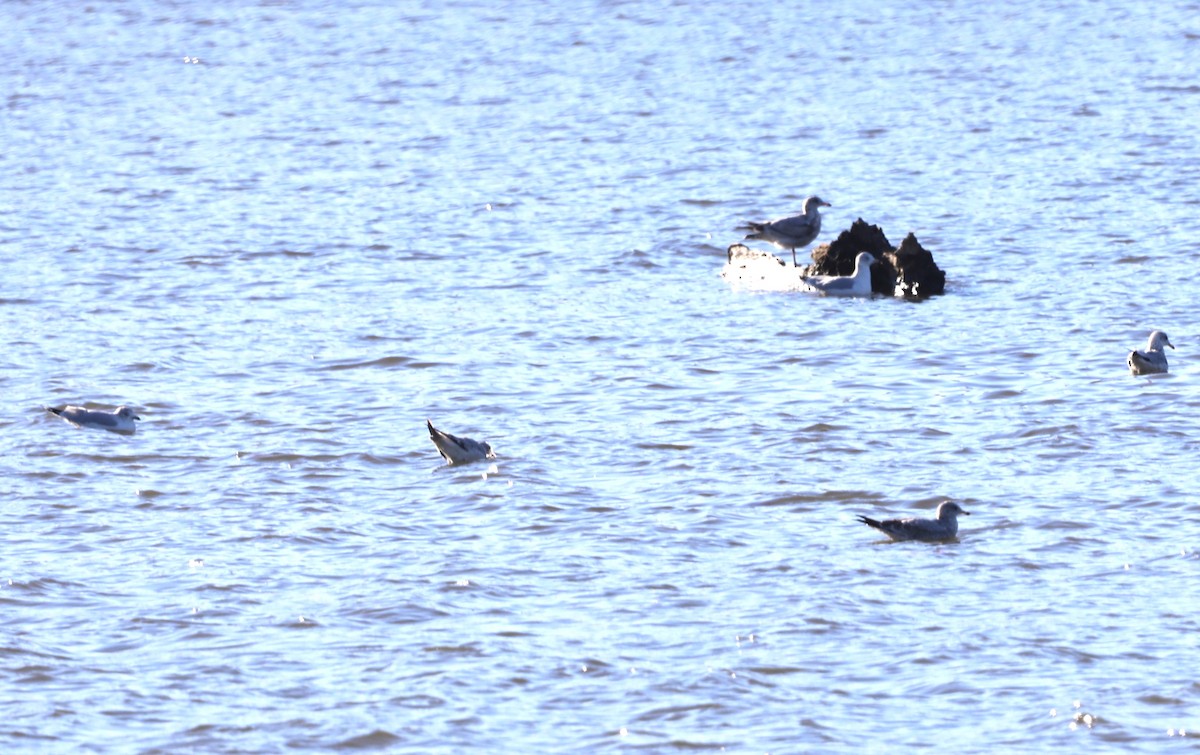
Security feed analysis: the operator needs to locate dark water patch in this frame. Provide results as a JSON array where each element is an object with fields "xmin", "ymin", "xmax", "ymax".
[
  {"xmin": 1142, "ymin": 84, "xmax": 1200, "ymax": 94},
  {"xmin": 321, "ymin": 355, "xmax": 420, "ymax": 371},
  {"xmin": 237, "ymin": 249, "xmax": 316, "ymax": 260},
  {"xmin": 422, "ymin": 643, "xmax": 485, "ymax": 658},
  {"xmin": 330, "ymin": 729, "xmax": 402, "ymax": 749},
  {"xmin": 744, "ymin": 665, "xmax": 814, "ymax": 675},
  {"xmin": 799, "ymin": 423, "xmax": 847, "ymax": 433},
  {"xmin": 390, "ymin": 694, "xmax": 445, "ymax": 709},
  {"xmin": 756, "ymin": 491, "xmax": 881, "ymax": 507},
  {"xmin": 345, "ymin": 605, "xmax": 449, "ymax": 624}
]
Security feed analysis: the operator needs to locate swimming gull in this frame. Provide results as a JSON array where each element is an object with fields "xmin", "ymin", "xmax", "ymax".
[
  {"xmin": 856, "ymin": 501, "xmax": 970, "ymax": 542},
  {"xmin": 1127, "ymin": 330, "xmax": 1174, "ymax": 375},
  {"xmin": 45, "ymin": 405, "xmax": 141, "ymax": 435},
  {"xmin": 738, "ymin": 196, "xmax": 831, "ymax": 267},
  {"xmin": 801, "ymin": 252, "xmax": 877, "ymax": 296},
  {"xmin": 427, "ymin": 419, "xmax": 496, "ymax": 464}
]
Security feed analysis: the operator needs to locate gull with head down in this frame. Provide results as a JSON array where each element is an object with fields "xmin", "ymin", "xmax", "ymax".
[{"xmin": 427, "ymin": 419, "xmax": 496, "ymax": 465}]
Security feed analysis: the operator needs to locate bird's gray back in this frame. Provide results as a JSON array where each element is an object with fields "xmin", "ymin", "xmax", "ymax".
[
  {"xmin": 885, "ymin": 515, "xmax": 957, "ymax": 541},
  {"xmin": 766, "ymin": 213, "xmax": 820, "ymax": 244},
  {"xmin": 65, "ymin": 407, "xmax": 119, "ymax": 427}
]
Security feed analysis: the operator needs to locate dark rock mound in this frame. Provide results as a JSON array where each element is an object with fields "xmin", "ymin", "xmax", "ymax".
[
  {"xmin": 890, "ymin": 232, "xmax": 946, "ymax": 298},
  {"xmin": 806, "ymin": 219, "xmax": 945, "ymax": 298}
]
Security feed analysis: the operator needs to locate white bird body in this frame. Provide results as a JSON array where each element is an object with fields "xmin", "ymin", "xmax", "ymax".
[
  {"xmin": 739, "ymin": 196, "xmax": 830, "ymax": 267},
  {"xmin": 857, "ymin": 501, "xmax": 970, "ymax": 542},
  {"xmin": 427, "ymin": 419, "xmax": 495, "ymax": 464},
  {"xmin": 801, "ymin": 252, "xmax": 877, "ymax": 297},
  {"xmin": 1127, "ymin": 330, "xmax": 1173, "ymax": 375},
  {"xmin": 46, "ymin": 405, "xmax": 141, "ymax": 435}
]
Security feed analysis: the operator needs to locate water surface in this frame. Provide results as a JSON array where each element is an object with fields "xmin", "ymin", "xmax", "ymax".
[{"xmin": 3, "ymin": 0, "xmax": 1200, "ymax": 751}]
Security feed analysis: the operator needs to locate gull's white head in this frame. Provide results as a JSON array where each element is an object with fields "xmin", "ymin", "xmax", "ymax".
[
  {"xmin": 1147, "ymin": 331, "xmax": 1174, "ymax": 351},
  {"xmin": 803, "ymin": 196, "xmax": 832, "ymax": 213},
  {"xmin": 936, "ymin": 501, "xmax": 969, "ymax": 520},
  {"xmin": 115, "ymin": 406, "xmax": 142, "ymax": 421},
  {"xmin": 854, "ymin": 252, "xmax": 877, "ymax": 270}
]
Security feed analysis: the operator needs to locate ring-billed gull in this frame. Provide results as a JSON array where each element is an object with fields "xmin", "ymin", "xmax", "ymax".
[
  {"xmin": 801, "ymin": 252, "xmax": 876, "ymax": 296},
  {"xmin": 1127, "ymin": 330, "xmax": 1174, "ymax": 375},
  {"xmin": 427, "ymin": 419, "xmax": 495, "ymax": 464},
  {"xmin": 45, "ymin": 405, "xmax": 141, "ymax": 435},
  {"xmin": 738, "ymin": 196, "xmax": 831, "ymax": 267},
  {"xmin": 856, "ymin": 501, "xmax": 969, "ymax": 542}
]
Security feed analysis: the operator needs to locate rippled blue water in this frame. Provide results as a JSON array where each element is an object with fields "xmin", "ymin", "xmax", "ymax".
[{"xmin": 4, "ymin": 0, "xmax": 1200, "ymax": 751}]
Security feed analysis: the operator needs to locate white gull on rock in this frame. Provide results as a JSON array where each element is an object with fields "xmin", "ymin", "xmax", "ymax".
[
  {"xmin": 427, "ymin": 419, "xmax": 495, "ymax": 465},
  {"xmin": 801, "ymin": 252, "xmax": 877, "ymax": 297},
  {"xmin": 738, "ymin": 196, "xmax": 830, "ymax": 267},
  {"xmin": 857, "ymin": 501, "xmax": 970, "ymax": 542},
  {"xmin": 1127, "ymin": 330, "xmax": 1174, "ymax": 375},
  {"xmin": 45, "ymin": 405, "xmax": 141, "ymax": 435}
]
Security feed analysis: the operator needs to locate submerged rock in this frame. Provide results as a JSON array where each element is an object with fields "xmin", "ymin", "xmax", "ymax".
[{"xmin": 807, "ymin": 219, "xmax": 945, "ymax": 298}]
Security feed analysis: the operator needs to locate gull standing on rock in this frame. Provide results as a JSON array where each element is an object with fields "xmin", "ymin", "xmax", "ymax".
[
  {"xmin": 856, "ymin": 501, "xmax": 970, "ymax": 542},
  {"xmin": 427, "ymin": 419, "xmax": 496, "ymax": 465},
  {"xmin": 738, "ymin": 196, "xmax": 831, "ymax": 267},
  {"xmin": 45, "ymin": 405, "xmax": 141, "ymax": 435},
  {"xmin": 1127, "ymin": 330, "xmax": 1174, "ymax": 375},
  {"xmin": 801, "ymin": 252, "xmax": 877, "ymax": 297}
]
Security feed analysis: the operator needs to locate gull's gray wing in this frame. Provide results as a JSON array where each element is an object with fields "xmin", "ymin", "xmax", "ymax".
[
  {"xmin": 886, "ymin": 517, "xmax": 954, "ymax": 541},
  {"xmin": 765, "ymin": 214, "xmax": 819, "ymax": 243},
  {"xmin": 49, "ymin": 406, "xmax": 116, "ymax": 427},
  {"xmin": 806, "ymin": 276, "xmax": 856, "ymax": 293},
  {"xmin": 1128, "ymin": 350, "xmax": 1167, "ymax": 374},
  {"xmin": 858, "ymin": 514, "xmax": 955, "ymax": 542},
  {"xmin": 77, "ymin": 409, "xmax": 121, "ymax": 427}
]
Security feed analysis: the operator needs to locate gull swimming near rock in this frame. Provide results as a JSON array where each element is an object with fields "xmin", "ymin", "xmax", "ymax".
[
  {"xmin": 45, "ymin": 405, "xmax": 141, "ymax": 435},
  {"xmin": 738, "ymin": 196, "xmax": 831, "ymax": 267},
  {"xmin": 856, "ymin": 501, "xmax": 970, "ymax": 542},
  {"xmin": 427, "ymin": 419, "xmax": 495, "ymax": 465},
  {"xmin": 1127, "ymin": 330, "xmax": 1174, "ymax": 375},
  {"xmin": 801, "ymin": 252, "xmax": 877, "ymax": 296}
]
